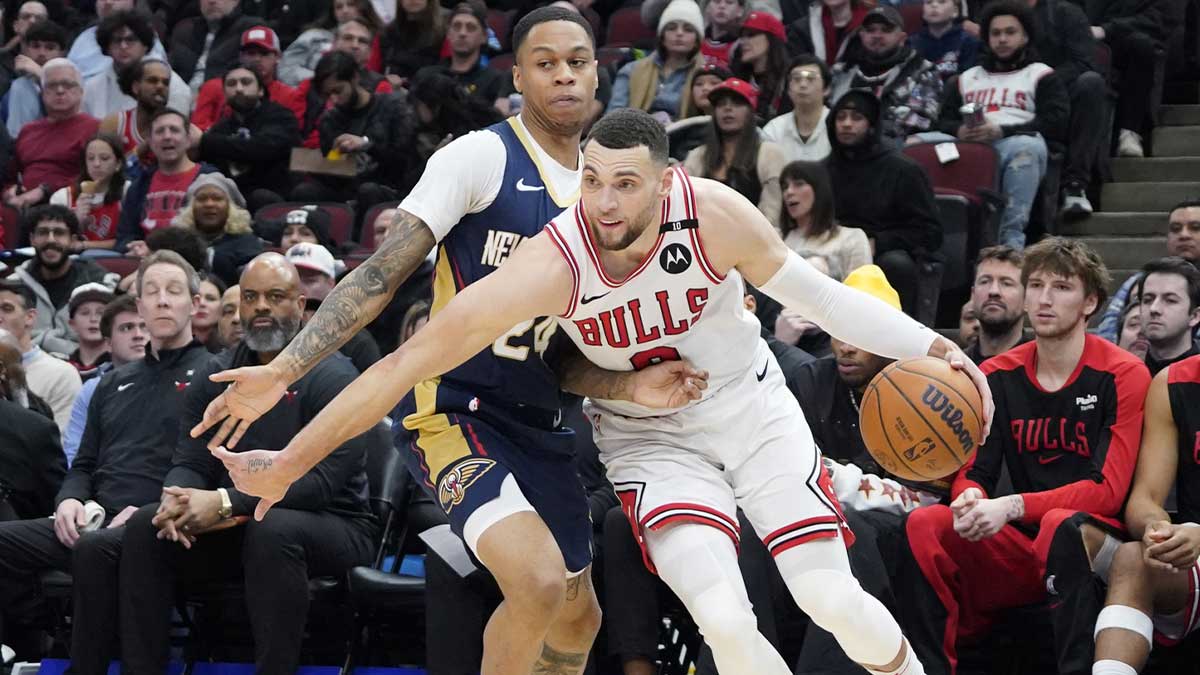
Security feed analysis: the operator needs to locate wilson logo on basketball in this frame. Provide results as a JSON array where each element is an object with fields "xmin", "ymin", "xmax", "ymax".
[{"xmin": 921, "ymin": 385, "xmax": 976, "ymax": 454}]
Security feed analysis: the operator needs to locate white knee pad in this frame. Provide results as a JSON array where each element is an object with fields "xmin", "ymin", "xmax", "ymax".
[
  {"xmin": 788, "ymin": 568, "xmax": 903, "ymax": 667},
  {"xmin": 1094, "ymin": 605, "xmax": 1153, "ymax": 645}
]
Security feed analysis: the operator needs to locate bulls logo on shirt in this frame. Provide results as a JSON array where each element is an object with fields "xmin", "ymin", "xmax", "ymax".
[
  {"xmin": 1011, "ymin": 417, "xmax": 1091, "ymax": 461},
  {"xmin": 660, "ymin": 244, "xmax": 692, "ymax": 274}
]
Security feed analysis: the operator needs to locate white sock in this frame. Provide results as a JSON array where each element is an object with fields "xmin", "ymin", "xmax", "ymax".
[{"xmin": 1093, "ymin": 659, "xmax": 1138, "ymax": 675}]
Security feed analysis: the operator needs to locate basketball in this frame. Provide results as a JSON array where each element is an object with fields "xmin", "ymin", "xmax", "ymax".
[{"xmin": 858, "ymin": 357, "xmax": 984, "ymax": 482}]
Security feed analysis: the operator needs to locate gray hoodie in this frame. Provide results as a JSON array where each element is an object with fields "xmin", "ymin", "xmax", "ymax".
[{"xmin": 13, "ymin": 258, "xmax": 117, "ymax": 355}]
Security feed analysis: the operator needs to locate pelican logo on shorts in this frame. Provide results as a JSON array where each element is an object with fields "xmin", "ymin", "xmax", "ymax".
[
  {"xmin": 660, "ymin": 243, "xmax": 692, "ymax": 274},
  {"xmin": 920, "ymin": 384, "xmax": 976, "ymax": 453},
  {"xmin": 437, "ymin": 458, "xmax": 496, "ymax": 512}
]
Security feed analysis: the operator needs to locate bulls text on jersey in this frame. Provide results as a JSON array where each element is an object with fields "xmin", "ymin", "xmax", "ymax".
[{"xmin": 572, "ymin": 289, "xmax": 709, "ymax": 348}]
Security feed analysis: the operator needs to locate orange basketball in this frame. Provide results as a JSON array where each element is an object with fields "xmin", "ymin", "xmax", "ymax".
[{"xmin": 858, "ymin": 357, "xmax": 984, "ymax": 482}]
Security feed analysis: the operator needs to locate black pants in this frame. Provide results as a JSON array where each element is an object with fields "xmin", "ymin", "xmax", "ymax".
[
  {"xmin": 875, "ymin": 249, "xmax": 919, "ymax": 317},
  {"xmin": 1063, "ymin": 71, "xmax": 1108, "ymax": 187},
  {"xmin": 1110, "ymin": 31, "xmax": 1159, "ymax": 133},
  {"xmin": 119, "ymin": 504, "xmax": 375, "ymax": 675},
  {"xmin": 0, "ymin": 517, "xmax": 123, "ymax": 675}
]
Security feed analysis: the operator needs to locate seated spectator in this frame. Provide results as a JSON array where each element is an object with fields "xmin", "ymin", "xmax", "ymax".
[
  {"xmin": 82, "ymin": 11, "xmax": 190, "ymax": 119},
  {"xmin": 665, "ymin": 61, "xmax": 731, "ymax": 160},
  {"xmin": 830, "ymin": 6, "xmax": 942, "ymax": 145},
  {"xmin": 144, "ymin": 225, "xmax": 211, "ymax": 276},
  {"xmin": 778, "ymin": 160, "xmax": 870, "ymax": 274},
  {"xmin": 415, "ymin": 2, "xmax": 505, "ymax": 109},
  {"xmin": 119, "ymin": 253, "xmax": 375, "ymax": 675},
  {"xmin": 0, "ymin": 326, "xmax": 63, "ymax": 521},
  {"xmin": 197, "ymin": 65, "xmax": 301, "ymax": 210},
  {"xmin": 64, "ymin": 282, "xmax": 112, "ymax": 379},
  {"xmin": 296, "ymin": 20, "xmax": 394, "ymax": 149},
  {"xmin": 1098, "ymin": 201, "xmax": 1200, "ymax": 342},
  {"xmin": 923, "ymin": 0, "xmax": 1068, "ymax": 249},
  {"xmin": 193, "ymin": 271, "xmax": 226, "ymax": 352},
  {"xmin": 824, "ymin": 89, "xmax": 940, "ymax": 315},
  {"xmin": 4, "ymin": 19, "xmax": 67, "ymax": 137},
  {"xmin": 730, "ymin": 11, "xmax": 792, "ymax": 118},
  {"xmin": 260, "ymin": 205, "xmax": 337, "ymax": 250},
  {"xmin": 293, "ymin": 52, "xmax": 417, "ymax": 230},
  {"xmin": 286, "ymin": 241, "xmax": 381, "ymax": 372},
  {"xmin": 958, "ymin": 300, "xmax": 979, "ymax": 347},
  {"xmin": 11, "ymin": 205, "xmax": 114, "ymax": 354},
  {"xmin": 907, "ymin": 0, "xmax": 980, "ymax": 81},
  {"xmin": 1117, "ymin": 298, "xmax": 1148, "ymax": 361},
  {"xmin": 683, "ymin": 78, "xmax": 786, "ymax": 228},
  {"xmin": 279, "ymin": 0, "xmax": 383, "ymax": 86},
  {"xmin": 0, "ymin": 0, "xmax": 49, "ymax": 94},
  {"xmin": 62, "ymin": 293, "xmax": 146, "ymax": 465},
  {"xmin": 901, "ymin": 238, "xmax": 1149, "ymax": 675},
  {"xmin": 763, "ymin": 54, "xmax": 832, "ymax": 162},
  {"xmin": 0, "ymin": 278, "xmax": 81, "ymax": 438},
  {"xmin": 368, "ymin": 205, "xmax": 396, "ymax": 245},
  {"xmin": 50, "ymin": 133, "xmax": 126, "ymax": 254},
  {"xmin": 701, "ymin": 0, "xmax": 744, "ymax": 64},
  {"xmin": 66, "ymin": 0, "xmax": 166, "ymax": 82},
  {"xmin": 1091, "ymin": 351, "xmax": 1200, "ymax": 675},
  {"xmin": 408, "ymin": 70, "xmax": 504, "ymax": 181},
  {"xmin": 1083, "ymin": 0, "xmax": 1168, "ymax": 159},
  {"xmin": 374, "ymin": 0, "xmax": 446, "ymax": 87},
  {"xmin": 170, "ymin": 173, "xmax": 264, "ymax": 287},
  {"xmin": 216, "ymin": 283, "xmax": 243, "ymax": 347},
  {"xmin": 168, "ymin": 0, "xmax": 261, "ymax": 93},
  {"xmin": 609, "ymin": 0, "xmax": 706, "ymax": 122},
  {"xmin": 191, "ymin": 26, "xmax": 303, "ymax": 131},
  {"xmin": 0, "ymin": 251, "xmax": 209, "ymax": 670},
  {"xmin": 965, "ymin": 244, "xmax": 1028, "ymax": 364},
  {"xmin": 3, "ymin": 59, "xmax": 98, "ymax": 210},
  {"xmin": 782, "ymin": 0, "xmax": 871, "ymax": 64},
  {"xmin": 1135, "ymin": 257, "xmax": 1200, "ymax": 375},
  {"xmin": 116, "ymin": 109, "xmax": 218, "ymax": 256},
  {"xmin": 96, "ymin": 57, "xmax": 179, "ymax": 169}
]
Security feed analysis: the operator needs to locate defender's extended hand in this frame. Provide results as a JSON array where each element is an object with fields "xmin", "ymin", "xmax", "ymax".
[
  {"xmin": 191, "ymin": 365, "xmax": 290, "ymax": 449},
  {"xmin": 630, "ymin": 360, "xmax": 709, "ymax": 409}
]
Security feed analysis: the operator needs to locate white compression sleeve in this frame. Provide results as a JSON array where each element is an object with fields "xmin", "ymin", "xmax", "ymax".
[{"xmin": 757, "ymin": 251, "xmax": 941, "ymax": 359}]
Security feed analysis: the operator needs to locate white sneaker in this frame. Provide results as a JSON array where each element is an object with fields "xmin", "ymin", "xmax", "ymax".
[
  {"xmin": 1060, "ymin": 183, "xmax": 1093, "ymax": 217},
  {"xmin": 1118, "ymin": 129, "xmax": 1145, "ymax": 157},
  {"xmin": 1, "ymin": 644, "xmax": 13, "ymax": 663}
]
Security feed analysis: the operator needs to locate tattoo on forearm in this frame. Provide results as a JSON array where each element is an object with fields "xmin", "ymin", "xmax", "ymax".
[
  {"xmin": 532, "ymin": 644, "xmax": 587, "ymax": 675},
  {"xmin": 560, "ymin": 349, "xmax": 631, "ymax": 401},
  {"xmin": 276, "ymin": 211, "xmax": 435, "ymax": 377},
  {"xmin": 247, "ymin": 458, "xmax": 273, "ymax": 473}
]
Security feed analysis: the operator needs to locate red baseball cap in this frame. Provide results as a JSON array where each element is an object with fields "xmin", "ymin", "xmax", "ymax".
[
  {"xmin": 709, "ymin": 77, "xmax": 759, "ymax": 110},
  {"xmin": 241, "ymin": 26, "xmax": 280, "ymax": 53},
  {"xmin": 740, "ymin": 11, "xmax": 786, "ymax": 42}
]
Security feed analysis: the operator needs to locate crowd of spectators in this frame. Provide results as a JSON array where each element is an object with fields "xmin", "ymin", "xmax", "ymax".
[{"xmin": 0, "ymin": 0, "xmax": 1195, "ymax": 671}]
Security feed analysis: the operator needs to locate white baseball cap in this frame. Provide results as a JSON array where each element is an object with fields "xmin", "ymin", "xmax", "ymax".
[{"xmin": 285, "ymin": 242, "xmax": 336, "ymax": 279}]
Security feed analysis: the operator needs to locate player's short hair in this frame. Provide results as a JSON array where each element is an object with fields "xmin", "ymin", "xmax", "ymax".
[
  {"xmin": 1021, "ymin": 237, "xmax": 1109, "ymax": 313},
  {"xmin": 586, "ymin": 109, "xmax": 669, "ymax": 166},
  {"xmin": 100, "ymin": 294, "xmax": 138, "ymax": 339},
  {"xmin": 512, "ymin": 5, "xmax": 594, "ymax": 55},
  {"xmin": 976, "ymin": 245, "xmax": 1024, "ymax": 270},
  {"xmin": 136, "ymin": 249, "xmax": 200, "ymax": 297},
  {"xmin": 1136, "ymin": 256, "xmax": 1200, "ymax": 311}
]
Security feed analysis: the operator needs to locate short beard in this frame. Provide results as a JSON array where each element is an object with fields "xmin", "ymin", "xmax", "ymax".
[
  {"xmin": 978, "ymin": 312, "xmax": 1021, "ymax": 337},
  {"xmin": 36, "ymin": 244, "xmax": 69, "ymax": 270},
  {"xmin": 244, "ymin": 316, "xmax": 301, "ymax": 352}
]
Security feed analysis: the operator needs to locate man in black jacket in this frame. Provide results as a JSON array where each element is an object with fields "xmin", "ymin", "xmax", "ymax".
[
  {"xmin": 119, "ymin": 253, "xmax": 375, "ymax": 675},
  {"xmin": 168, "ymin": 0, "xmax": 261, "ymax": 91},
  {"xmin": 0, "ymin": 327, "xmax": 63, "ymax": 521},
  {"xmin": 824, "ymin": 88, "xmax": 942, "ymax": 316},
  {"xmin": 198, "ymin": 65, "xmax": 300, "ymax": 209},
  {"xmin": 0, "ymin": 250, "xmax": 211, "ymax": 672}
]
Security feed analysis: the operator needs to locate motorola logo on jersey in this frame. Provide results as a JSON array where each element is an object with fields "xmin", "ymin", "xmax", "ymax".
[
  {"xmin": 920, "ymin": 385, "xmax": 976, "ymax": 454},
  {"xmin": 574, "ymin": 289, "xmax": 709, "ymax": 348},
  {"xmin": 660, "ymin": 243, "xmax": 692, "ymax": 274},
  {"xmin": 1010, "ymin": 417, "xmax": 1091, "ymax": 458}
]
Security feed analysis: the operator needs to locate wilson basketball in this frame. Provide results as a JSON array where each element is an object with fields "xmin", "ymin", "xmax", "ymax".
[{"xmin": 858, "ymin": 357, "xmax": 984, "ymax": 482}]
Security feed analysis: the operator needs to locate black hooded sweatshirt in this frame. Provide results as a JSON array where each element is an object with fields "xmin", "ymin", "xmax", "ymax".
[{"xmin": 823, "ymin": 93, "xmax": 942, "ymax": 258}]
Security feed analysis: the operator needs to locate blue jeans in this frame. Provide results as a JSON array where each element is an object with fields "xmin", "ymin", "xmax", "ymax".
[{"xmin": 916, "ymin": 132, "xmax": 1048, "ymax": 249}]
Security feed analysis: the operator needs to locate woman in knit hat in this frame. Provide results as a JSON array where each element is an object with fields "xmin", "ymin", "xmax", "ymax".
[
  {"xmin": 170, "ymin": 172, "xmax": 264, "ymax": 286},
  {"xmin": 608, "ymin": 0, "xmax": 708, "ymax": 122}
]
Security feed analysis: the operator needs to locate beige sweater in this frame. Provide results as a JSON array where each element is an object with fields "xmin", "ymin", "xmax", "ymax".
[
  {"xmin": 682, "ymin": 140, "xmax": 788, "ymax": 232},
  {"xmin": 783, "ymin": 225, "xmax": 873, "ymax": 280}
]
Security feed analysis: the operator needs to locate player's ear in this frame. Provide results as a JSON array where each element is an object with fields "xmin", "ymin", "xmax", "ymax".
[{"xmin": 658, "ymin": 163, "xmax": 674, "ymax": 199}]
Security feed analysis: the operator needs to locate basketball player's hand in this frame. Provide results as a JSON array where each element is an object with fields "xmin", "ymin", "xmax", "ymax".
[
  {"xmin": 951, "ymin": 487, "xmax": 983, "ymax": 534},
  {"xmin": 954, "ymin": 494, "xmax": 1021, "ymax": 541},
  {"xmin": 191, "ymin": 364, "xmax": 290, "ymax": 449},
  {"xmin": 1144, "ymin": 522, "xmax": 1200, "ymax": 571},
  {"xmin": 629, "ymin": 360, "xmax": 709, "ymax": 409},
  {"xmin": 211, "ymin": 447, "xmax": 296, "ymax": 521},
  {"xmin": 940, "ymin": 346, "xmax": 994, "ymax": 441}
]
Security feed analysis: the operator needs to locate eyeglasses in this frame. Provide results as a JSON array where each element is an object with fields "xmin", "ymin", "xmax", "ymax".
[
  {"xmin": 43, "ymin": 80, "xmax": 79, "ymax": 92},
  {"xmin": 790, "ymin": 71, "xmax": 822, "ymax": 83},
  {"xmin": 32, "ymin": 226, "xmax": 72, "ymax": 238},
  {"xmin": 109, "ymin": 35, "xmax": 142, "ymax": 46}
]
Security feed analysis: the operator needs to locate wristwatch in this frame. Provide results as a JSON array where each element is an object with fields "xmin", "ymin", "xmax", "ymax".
[{"xmin": 216, "ymin": 487, "xmax": 233, "ymax": 519}]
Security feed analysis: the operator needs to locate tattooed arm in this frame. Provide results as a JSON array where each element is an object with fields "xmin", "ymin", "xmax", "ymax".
[
  {"xmin": 190, "ymin": 209, "xmax": 436, "ymax": 449},
  {"xmin": 555, "ymin": 343, "xmax": 709, "ymax": 408}
]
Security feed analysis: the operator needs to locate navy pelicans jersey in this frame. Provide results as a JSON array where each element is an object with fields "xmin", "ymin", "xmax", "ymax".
[
  {"xmin": 395, "ymin": 116, "xmax": 581, "ymax": 466},
  {"xmin": 546, "ymin": 166, "xmax": 761, "ymax": 418},
  {"xmin": 1168, "ymin": 355, "xmax": 1200, "ymax": 524}
]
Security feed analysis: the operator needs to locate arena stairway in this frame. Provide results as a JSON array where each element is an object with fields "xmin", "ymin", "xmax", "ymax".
[{"xmin": 1060, "ymin": 84, "xmax": 1200, "ymax": 293}]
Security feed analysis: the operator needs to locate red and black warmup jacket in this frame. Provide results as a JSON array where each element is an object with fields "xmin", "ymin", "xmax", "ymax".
[
  {"xmin": 953, "ymin": 335, "xmax": 1151, "ymax": 526},
  {"xmin": 1168, "ymin": 355, "xmax": 1200, "ymax": 524}
]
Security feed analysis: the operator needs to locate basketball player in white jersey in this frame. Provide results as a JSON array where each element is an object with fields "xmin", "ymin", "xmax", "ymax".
[{"xmin": 213, "ymin": 108, "xmax": 994, "ymax": 675}]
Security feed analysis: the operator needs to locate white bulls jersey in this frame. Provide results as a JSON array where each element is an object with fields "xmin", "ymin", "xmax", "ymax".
[
  {"xmin": 546, "ymin": 167, "xmax": 761, "ymax": 418},
  {"xmin": 958, "ymin": 62, "xmax": 1053, "ymax": 127}
]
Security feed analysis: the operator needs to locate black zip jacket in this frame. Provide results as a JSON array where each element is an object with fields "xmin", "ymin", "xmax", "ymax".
[
  {"xmin": 168, "ymin": 9, "xmax": 263, "ymax": 84},
  {"xmin": 55, "ymin": 341, "xmax": 213, "ymax": 514},
  {"xmin": 0, "ymin": 397, "xmax": 64, "ymax": 518},
  {"xmin": 199, "ymin": 99, "xmax": 301, "ymax": 198}
]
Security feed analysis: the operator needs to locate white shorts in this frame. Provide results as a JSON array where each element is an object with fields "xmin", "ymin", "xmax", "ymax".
[
  {"xmin": 1153, "ymin": 560, "xmax": 1200, "ymax": 645},
  {"xmin": 588, "ymin": 339, "xmax": 853, "ymax": 573}
]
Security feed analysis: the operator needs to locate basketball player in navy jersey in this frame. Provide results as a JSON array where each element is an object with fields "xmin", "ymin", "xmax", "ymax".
[
  {"xmin": 1091, "ymin": 354, "xmax": 1200, "ymax": 675},
  {"xmin": 187, "ymin": 9, "xmax": 709, "ymax": 674},
  {"xmin": 213, "ymin": 109, "xmax": 994, "ymax": 675}
]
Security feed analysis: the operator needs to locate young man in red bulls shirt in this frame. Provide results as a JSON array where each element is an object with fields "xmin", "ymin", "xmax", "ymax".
[
  {"xmin": 901, "ymin": 237, "xmax": 1152, "ymax": 675},
  {"xmin": 1091, "ymin": 354, "xmax": 1200, "ymax": 674}
]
